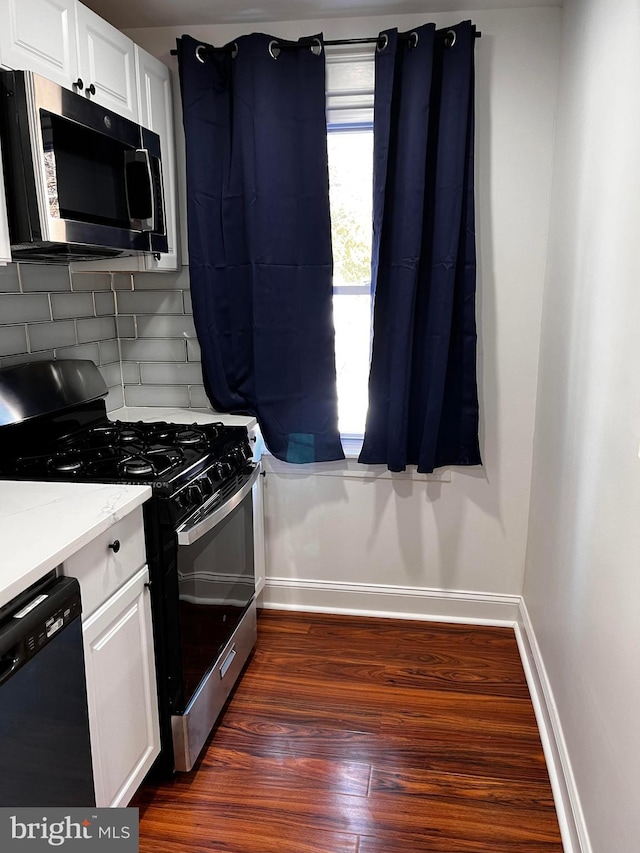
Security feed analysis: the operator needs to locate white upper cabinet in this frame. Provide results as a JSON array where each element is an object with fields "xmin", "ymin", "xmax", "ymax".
[
  {"xmin": 75, "ymin": 3, "xmax": 138, "ymax": 122},
  {"xmin": 0, "ymin": 0, "xmax": 79, "ymax": 88},
  {"xmin": 135, "ymin": 45, "xmax": 179, "ymax": 270},
  {"xmin": 0, "ymin": 1, "xmax": 138, "ymax": 121}
]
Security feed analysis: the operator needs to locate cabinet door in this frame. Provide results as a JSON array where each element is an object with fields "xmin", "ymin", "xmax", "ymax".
[
  {"xmin": 0, "ymin": 136, "xmax": 11, "ymax": 264},
  {"xmin": 75, "ymin": 3, "xmax": 138, "ymax": 122},
  {"xmin": 83, "ymin": 565, "xmax": 160, "ymax": 808},
  {"xmin": 136, "ymin": 46, "xmax": 179, "ymax": 271},
  {"xmin": 0, "ymin": 0, "xmax": 78, "ymax": 89}
]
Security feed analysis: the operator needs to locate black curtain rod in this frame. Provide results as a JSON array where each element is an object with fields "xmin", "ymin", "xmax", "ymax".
[{"xmin": 170, "ymin": 29, "xmax": 481, "ymax": 57}]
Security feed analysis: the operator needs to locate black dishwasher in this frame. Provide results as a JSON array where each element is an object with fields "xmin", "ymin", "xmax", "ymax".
[{"xmin": 0, "ymin": 574, "xmax": 95, "ymax": 806}]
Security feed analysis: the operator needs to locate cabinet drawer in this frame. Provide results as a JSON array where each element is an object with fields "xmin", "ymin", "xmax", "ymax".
[{"xmin": 64, "ymin": 507, "xmax": 146, "ymax": 619}]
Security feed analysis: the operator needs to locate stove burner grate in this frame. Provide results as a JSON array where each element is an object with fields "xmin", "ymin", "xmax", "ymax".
[
  {"xmin": 175, "ymin": 428, "xmax": 204, "ymax": 446},
  {"xmin": 122, "ymin": 457, "xmax": 155, "ymax": 476},
  {"xmin": 51, "ymin": 456, "xmax": 84, "ymax": 473}
]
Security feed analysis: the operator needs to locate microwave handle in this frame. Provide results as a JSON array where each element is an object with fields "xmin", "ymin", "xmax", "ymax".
[{"xmin": 124, "ymin": 148, "xmax": 155, "ymax": 232}]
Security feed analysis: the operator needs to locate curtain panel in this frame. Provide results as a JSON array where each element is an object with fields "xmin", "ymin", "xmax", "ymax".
[
  {"xmin": 359, "ymin": 21, "xmax": 481, "ymax": 473},
  {"xmin": 178, "ymin": 33, "xmax": 344, "ymax": 464}
]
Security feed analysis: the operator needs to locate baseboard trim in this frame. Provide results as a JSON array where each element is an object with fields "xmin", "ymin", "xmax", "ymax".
[
  {"xmin": 261, "ymin": 577, "xmax": 520, "ymax": 626},
  {"xmin": 261, "ymin": 577, "xmax": 590, "ymax": 852},
  {"xmin": 515, "ymin": 600, "xmax": 591, "ymax": 853}
]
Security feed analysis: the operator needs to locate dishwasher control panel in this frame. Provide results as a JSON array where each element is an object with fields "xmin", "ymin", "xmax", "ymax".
[{"xmin": 0, "ymin": 576, "xmax": 82, "ymax": 683}]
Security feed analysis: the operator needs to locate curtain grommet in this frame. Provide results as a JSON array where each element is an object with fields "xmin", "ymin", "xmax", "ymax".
[
  {"xmin": 310, "ymin": 37, "xmax": 323, "ymax": 56},
  {"xmin": 231, "ymin": 41, "xmax": 238, "ymax": 59},
  {"xmin": 376, "ymin": 33, "xmax": 389, "ymax": 53},
  {"xmin": 445, "ymin": 30, "xmax": 457, "ymax": 48},
  {"xmin": 408, "ymin": 31, "xmax": 419, "ymax": 49},
  {"xmin": 268, "ymin": 40, "xmax": 281, "ymax": 60},
  {"xmin": 195, "ymin": 44, "xmax": 208, "ymax": 63}
]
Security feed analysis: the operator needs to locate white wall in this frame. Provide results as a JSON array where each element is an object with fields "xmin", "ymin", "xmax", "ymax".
[
  {"xmin": 129, "ymin": 7, "xmax": 561, "ymax": 604},
  {"xmin": 523, "ymin": 0, "xmax": 640, "ymax": 849}
]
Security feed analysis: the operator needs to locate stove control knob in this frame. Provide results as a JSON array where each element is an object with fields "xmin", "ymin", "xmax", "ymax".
[
  {"xmin": 187, "ymin": 484, "xmax": 203, "ymax": 506},
  {"xmin": 175, "ymin": 491, "xmax": 190, "ymax": 510},
  {"xmin": 212, "ymin": 461, "xmax": 232, "ymax": 480},
  {"xmin": 200, "ymin": 475, "xmax": 214, "ymax": 497}
]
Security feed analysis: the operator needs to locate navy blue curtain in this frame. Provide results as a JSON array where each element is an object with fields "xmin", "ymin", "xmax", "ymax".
[
  {"xmin": 178, "ymin": 34, "xmax": 344, "ymax": 463},
  {"xmin": 359, "ymin": 21, "xmax": 481, "ymax": 473}
]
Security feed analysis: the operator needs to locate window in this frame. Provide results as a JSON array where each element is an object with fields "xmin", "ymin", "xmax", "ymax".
[
  {"xmin": 328, "ymin": 127, "xmax": 373, "ymax": 437},
  {"xmin": 326, "ymin": 46, "xmax": 375, "ymax": 438}
]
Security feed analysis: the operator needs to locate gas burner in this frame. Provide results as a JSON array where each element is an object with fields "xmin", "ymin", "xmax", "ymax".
[
  {"xmin": 119, "ymin": 428, "xmax": 141, "ymax": 444},
  {"xmin": 51, "ymin": 456, "xmax": 83, "ymax": 473},
  {"xmin": 122, "ymin": 457, "xmax": 154, "ymax": 476},
  {"xmin": 175, "ymin": 428, "xmax": 203, "ymax": 446},
  {"xmin": 151, "ymin": 427, "xmax": 171, "ymax": 442},
  {"xmin": 88, "ymin": 425, "xmax": 117, "ymax": 440}
]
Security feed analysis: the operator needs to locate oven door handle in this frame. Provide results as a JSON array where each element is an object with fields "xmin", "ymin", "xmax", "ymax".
[{"xmin": 176, "ymin": 463, "xmax": 262, "ymax": 546}]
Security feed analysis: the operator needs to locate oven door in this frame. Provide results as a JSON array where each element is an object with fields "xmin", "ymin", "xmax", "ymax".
[{"xmin": 171, "ymin": 464, "xmax": 260, "ymax": 771}]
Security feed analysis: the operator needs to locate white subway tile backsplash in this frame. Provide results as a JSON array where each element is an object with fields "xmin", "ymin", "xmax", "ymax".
[
  {"xmin": 105, "ymin": 384, "xmax": 125, "ymax": 412},
  {"xmin": 117, "ymin": 290, "xmax": 184, "ymax": 315},
  {"xmin": 135, "ymin": 314, "xmax": 196, "ymax": 339},
  {"xmin": 71, "ymin": 272, "xmax": 112, "ymax": 292},
  {"xmin": 76, "ymin": 316, "xmax": 117, "ymax": 343},
  {"xmin": 140, "ymin": 362, "xmax": 203, "ymax": 385},
  {"xmin": 124, "ymin": 384, "xmax": 191, "ymax": 407},
  {"xmin": 120, "ymin": 339, "xmax": 186, "ymax": 362},
  {"xmin": 51, "ymin": 292, "xmax": 95, "ymax": 320},
  {"xmin": 186, "ymin": 338, "xmax": 201, "ymax": 361},
  {"xmin": 20, "ymin": 264, "xmax": 72, "ymax": 292},
  {"xmin": 0, "ymin": 265, "xmax": 20, "ymax": 293},
  {"xmin": 28, "ymin": 320, "xmax": 76, "ymax": 351},
  {"xmin": 1, "ymin": 349, "xmax": 54, "ymax": 367},
  {"xmin": 0, "ymin": 293, "xmax": 51, "ymax": 323},
  {"xmin": 133, "ymin": 267, "xmax": 190, "ymax": 290},
  {"xmin": 55, "ymin": 343, "xmax": 100, "ymax": 363},
  {"xmin": 121, "ymin": 362, "xmax": 140, "ymax": 383},
  {"xmin": 0, "ymin": 263, "xmax": 206, "ymax": 409},
  {"xmin": 94, "ymin": 291, "xmax": 116, "ymax": 316},
  {"xmin": 112, "ymin": 274, "xmax": 134, "ymax": 290},
  {"xmin": 99, "ymin": 339, "xmax": 120, "ymax": 364},
  {"xmin": 99, "ymin": 362, "xmax": 122, "ymax": 388},
  {"xmin": 0, "ymin": 325, "xmax": 29, "ymax": 357},
  {"xmin": 115, "ymin": 315, "xmax": 136, "ymax": 338},
  {"xmin": 189, "ymin": 385, "xmax": 211, "ymax": 408}
]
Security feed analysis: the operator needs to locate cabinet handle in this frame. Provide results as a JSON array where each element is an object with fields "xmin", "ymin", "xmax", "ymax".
[
  {"xmin": 85, "ymin": 83, "xmax": 96, "ymax": 96},
  {"xmin": 108, "ymin": 540, "xmax": 121, "ymax": 553},
  {"xmin": 72, "ymin": 77, "xmax": 84, "ymax": 91}
]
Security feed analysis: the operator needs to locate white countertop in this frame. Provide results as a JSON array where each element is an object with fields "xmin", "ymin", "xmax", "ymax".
[
  {"xmin": 0, "ymin": 481, "xmax": 151, "ymax": 609},
  {"xmin": 108, "ymin": 406, "xmax": 257, "ymax": 430}
]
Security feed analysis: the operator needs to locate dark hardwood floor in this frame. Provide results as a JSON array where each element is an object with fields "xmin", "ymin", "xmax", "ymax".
[{"xmin": 134, "ymin": 610, "xmax": 563, "ymax": 852}]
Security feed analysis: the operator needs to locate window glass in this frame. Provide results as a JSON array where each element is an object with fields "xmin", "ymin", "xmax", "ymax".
[
  {"xmin": 325, "ymin": 46, "xmax": 376, "ymax": 438},
  {"xmin": 328, "ymin": 127, "xmax": 373, "ymax": 437}
]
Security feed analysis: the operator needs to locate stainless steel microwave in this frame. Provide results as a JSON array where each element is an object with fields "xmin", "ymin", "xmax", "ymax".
[{"xmin": 0, "ymin": 70, "xmax": 167, "ymax": 262}]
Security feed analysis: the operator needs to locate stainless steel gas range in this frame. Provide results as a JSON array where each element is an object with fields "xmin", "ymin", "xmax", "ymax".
[{"xmin": 0, "ymin": 359, "xmax": 260, "ymax": 775}]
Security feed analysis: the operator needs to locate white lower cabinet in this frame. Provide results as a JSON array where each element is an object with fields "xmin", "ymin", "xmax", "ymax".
[
  {"xmin": 64, "ymin": 507, "xmax": 160, "ymax": 808},
  {"xmin": 82, "ymin": 564, "xmax": 160, "ymax": 807}
]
